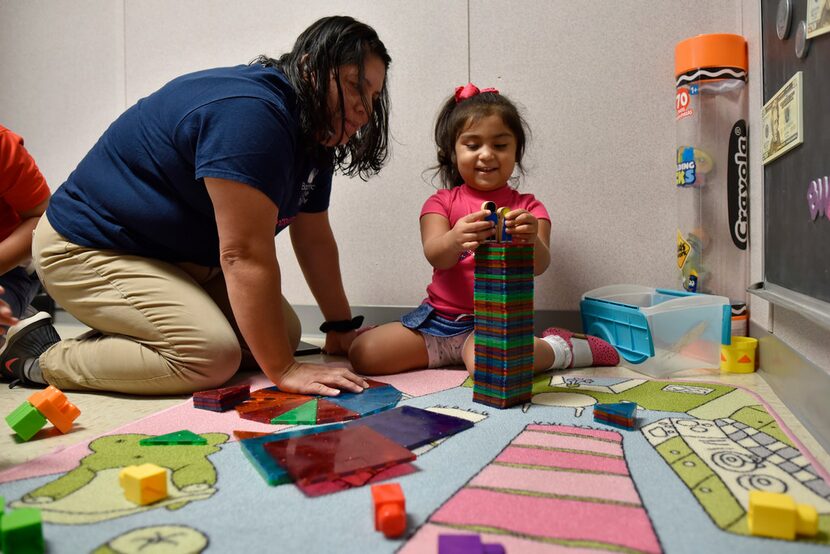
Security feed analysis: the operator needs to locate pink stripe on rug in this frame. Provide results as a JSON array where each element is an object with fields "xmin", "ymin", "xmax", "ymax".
[
  {"xmin": 401, "ymin": 523, "xmax": 615, "ymax": 554},
  {"xmin": 470, "ymin": 464, "xmax": 641, "ymax": 504},
  {"xmin": 513, "ymin": 430, "xmax": 623, "ymax": 456},
  {"xmin": 527, "ymin": 424, "xmax": 622, "ymax": 442},
  {"xmin": 497, "ymin": 446, "xmax": 628, "ymax": 475},
  {"xmin": 431, "ymin": 488, "xmax": 660, "ymax": 553}
]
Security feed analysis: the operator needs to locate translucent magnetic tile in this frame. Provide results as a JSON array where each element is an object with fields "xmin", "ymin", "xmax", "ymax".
[
  {"xmin": 238, "ymin": 398, "xmax": 310, "ymax": 424},
  {"xmin": 315, "ymin": 400, "xmax": 360, "ymax": 424},
  {"xmin": 233, "ymin": 430, "xmax": 271, "ymax": 440},
  {"xmin": 192, "ymin": 384, "xmax": 250, "ymax": 400},
  {"xmin": 348, "ymin": 406, "xmax": 474, "ymax": 449},
  {"xmin": 271, "ymin": 399, "xmax": 318, "ymax": 425},
  {"xmin": 325, "ymin": 384, "xmax": 401, "ymax": 416},
  {"xmin": 297, "ymin": 461, "xmax": 417, "ymax": 497},
  {"xmin": 235, "ymin": 389, "xmax": 311, "ymax": 415},
  {"xmin": 263, "ymin": 426, "xmax": 416, "ymax": 486},
  {"xmin": 239, "ymin": 423, "xmax": 346, "ymax": 486},
  {"xmin": 249, "ymin": 387, "xmax": 309, "ymax": 401}
]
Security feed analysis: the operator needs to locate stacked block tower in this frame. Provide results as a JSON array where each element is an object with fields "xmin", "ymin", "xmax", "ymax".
[{"xmin": 473, "ymin": 242, "xmax": 534, "ymax": 408}]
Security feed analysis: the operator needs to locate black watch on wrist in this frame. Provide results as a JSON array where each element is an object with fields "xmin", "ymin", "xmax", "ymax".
[{"xmin": 319, "ymin": 315, "xmax": 364, "ymax": 333}]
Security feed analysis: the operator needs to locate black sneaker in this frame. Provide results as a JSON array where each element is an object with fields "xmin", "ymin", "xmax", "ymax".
[{"xmin": 0, "ymin": 311, "xmax": 61, "ymax": 388}]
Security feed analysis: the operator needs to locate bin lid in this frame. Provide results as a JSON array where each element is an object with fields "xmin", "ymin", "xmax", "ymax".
[{"xmin": 675, "ymin": 34, "xmax": 747, "ymax": 77}]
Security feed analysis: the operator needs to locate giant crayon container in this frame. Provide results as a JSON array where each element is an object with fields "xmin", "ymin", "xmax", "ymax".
[{"xmin": 675, "ymin": 34, "xmax": 749, "ymax": 334}]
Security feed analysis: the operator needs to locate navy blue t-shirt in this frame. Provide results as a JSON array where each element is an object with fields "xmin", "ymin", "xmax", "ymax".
[{"xmin": 47, "ymin": 64, "xmax": 332, "ymax": 266}]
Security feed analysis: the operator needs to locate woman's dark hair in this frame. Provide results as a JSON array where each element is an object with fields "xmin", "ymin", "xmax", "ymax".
[
  {"xmin": 252, "ymin": 16, "xmax": 391, "ymax": 179},
  {"xmin": 433, "ymin": 91, "xmax": 529, "ymax": 188}
]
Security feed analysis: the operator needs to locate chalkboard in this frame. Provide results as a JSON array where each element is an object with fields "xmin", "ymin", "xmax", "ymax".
[{"xmin": 762, "ymin": 0, "xmax": 830, "ymax": 304}]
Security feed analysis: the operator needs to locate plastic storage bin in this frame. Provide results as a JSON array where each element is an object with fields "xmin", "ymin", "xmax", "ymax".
[{"xmin": 580, "ymin": 284, "xmax": 731, "ymax": 377}]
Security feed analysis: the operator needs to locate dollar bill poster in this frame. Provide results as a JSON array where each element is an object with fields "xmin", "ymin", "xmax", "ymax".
[
  {"xmin": 762, "ymin": 71, "xmax": 803, "ymax": 165},
  {"xmin": 806, "ymin": 0, "xmax": 830, "ymax": 39}
]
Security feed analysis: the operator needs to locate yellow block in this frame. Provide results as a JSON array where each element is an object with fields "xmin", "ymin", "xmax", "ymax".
[
  {"xmin": 721, "ymin": 336, "xmax": 758, "ymax": 374},
  {"xmin": 119, "ymin": 463, "xmax": 168, "ymax": 505},
  {"xmin": 748, "ymin": 491, "xmax": 818, "ymax": 540}
]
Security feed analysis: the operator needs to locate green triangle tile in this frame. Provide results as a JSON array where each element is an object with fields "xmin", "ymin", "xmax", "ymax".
[
  {"xmin": 139, "ymin": 430, "xmax": 207, "ymax": 446},
  {"xmin": 271, "ymin": 399, "xmax": 318, "ymax": 425}
]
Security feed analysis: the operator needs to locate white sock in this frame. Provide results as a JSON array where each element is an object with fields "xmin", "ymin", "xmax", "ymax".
[
  {"xmin": 542, "ymin": 335, "xmax": 572, "ymax": 369},
  {"xmin": 23, "ymin": 358, "xmax": 46, "ymax": 384}
]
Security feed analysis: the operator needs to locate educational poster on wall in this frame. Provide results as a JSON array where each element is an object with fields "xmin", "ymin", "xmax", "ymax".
[
  {"xmin": 806, "ymin": 0, "xmax": 830, "ymax": 38},
  {"xmin": 762, "ymin": 71, "xmax": 803, "ymax": 164}
]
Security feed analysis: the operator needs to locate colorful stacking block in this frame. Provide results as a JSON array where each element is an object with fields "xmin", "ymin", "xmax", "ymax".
[
  {"xmin": 28, "ymin": 386, "xmax": 81, "ymax": 434},
  {"xmin": 748, "ymin": 491, "xmax": 818, "ymax": 540},
  {"xmin": 5, "ymin": 386, "xmax": 80, "ymax": 442},
  {"xmin": 593, "ymin": 402, "xmax": 638, "ymax": 430},
  {"xmin": 119, "ymin": 463, "xmax": 168, "ymax": 505},
  {"xmin": 5, "ymin": 401, "xmax": 47, "ymax": 441},
  {"xmin": 438, "ymin": 533, "xmax": 505, "ymax": 554},
  {"xmin": 139, "ymin": 430, "xmax": 207, "ymax": 446},
  {"xmin": 371, "ymin": 482, "xmax": 406, "ymax": 538},
  {"xmin": 473, "ymin": 242, "xmax": 534, "ymax": 409},
  {"xmin": 192, "ymin": 384, "xmax": 250, "ymax": 412},
  {"xmin": 1, "ymin": 507, "xmax": 44, "ymax": 554}
]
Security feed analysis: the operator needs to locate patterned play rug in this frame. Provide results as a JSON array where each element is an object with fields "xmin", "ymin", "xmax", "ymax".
[{"xmin": 1, "ymin": 369, "xmax": 828, "ymax": 553}]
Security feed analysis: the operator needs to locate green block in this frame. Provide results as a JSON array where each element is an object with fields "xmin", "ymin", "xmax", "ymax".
[
  {"xmin": 271, "ymin": 399, "xmax": 318, "ymax": 424},
  {"xmin": 139, "ymin": 430, "xmax": 207, "ymax": 446},
  {"xmin": 1, "ymin": 507, "xmax": 44, "ymax": 554},
  {"xmin": 1, "ymin": 494, "xmax": 4, "ymax": 530},
  {"xmin": 5, "ymin": 401, "xmax": 47, "ymax": 442}
]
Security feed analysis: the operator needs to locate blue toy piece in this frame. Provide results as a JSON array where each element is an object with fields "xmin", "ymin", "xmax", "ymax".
[{"xmin": 481, "ymin": 201, "xmax": 499, "ymax": 242}]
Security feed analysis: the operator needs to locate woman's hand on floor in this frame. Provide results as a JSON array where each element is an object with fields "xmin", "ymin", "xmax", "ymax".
[{"xmin": 273, "ymin": 361, "xmax": 368, "ymax": 396}]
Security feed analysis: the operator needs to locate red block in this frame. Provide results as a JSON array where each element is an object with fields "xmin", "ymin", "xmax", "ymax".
[{"xmin": 372, "ymin": 482, "xmax": 406, "ymax": 538}]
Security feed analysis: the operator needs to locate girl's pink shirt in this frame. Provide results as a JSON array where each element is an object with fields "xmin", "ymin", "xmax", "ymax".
[{"xmin": 420, "ymin": 183, "xmax": 550, "ymax": 315}]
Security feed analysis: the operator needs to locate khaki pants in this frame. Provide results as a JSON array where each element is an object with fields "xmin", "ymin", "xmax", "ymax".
[{"xmin": 32, "ymin": 216, "xmax": 300, "ymax": 395}]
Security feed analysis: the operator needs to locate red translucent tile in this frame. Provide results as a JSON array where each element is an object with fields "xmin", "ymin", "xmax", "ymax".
[
  {"xmin": 263, "ymin": 426, "xmax": 416, "ymax": 487},
  {"xmin": 296, "ymin": 463, "xmax": 418, "ymax": 497},
  {"xmin": 193, "ymin": 384, "xmax": 250, "ymax": 400},
  {"xmin": 315, "ymin": 400, "xmax": 360, "ymax": 424},
  {"xmin": 238, "ymin": 398, "xmax": 310, "ymax": 424},
  {"xmin": 249, "ymin": 387, "xmax": 309, "ymax": 401},
  {"xmin": 233, "ymin": 430, "xmax": 272, "ymax": 440}
]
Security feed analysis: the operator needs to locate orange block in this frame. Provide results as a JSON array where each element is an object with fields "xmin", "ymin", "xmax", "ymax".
[
  {"xmin": 28, "ymin": 386, "xmax": 80, "ymax": 434},
  {"xmin": 372, "ymin": 483, "xmax": 406, "ymax": 538}
]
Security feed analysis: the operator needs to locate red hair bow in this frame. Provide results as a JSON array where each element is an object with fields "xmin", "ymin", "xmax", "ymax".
[{"xmin": 454, "ymin": 82, "xmax": 499, "ymax": 103}]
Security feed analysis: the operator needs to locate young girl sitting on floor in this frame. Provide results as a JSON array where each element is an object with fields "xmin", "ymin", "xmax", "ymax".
[{"xmin": 349, "ymin": 83, "xmax": 619, "ymax": 376}]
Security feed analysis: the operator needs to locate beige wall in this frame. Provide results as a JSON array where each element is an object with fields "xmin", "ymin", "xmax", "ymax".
[{"xmin": 4, "ymin": 1, "xmax": 824, "ymax": 377}]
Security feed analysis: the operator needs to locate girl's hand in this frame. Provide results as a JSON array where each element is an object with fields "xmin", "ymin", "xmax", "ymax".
[
  {"xmin": 322, "ymin": 330, "xmax": 357, "ymax": 356},
  {"xmin": 274, "ymin": 360, "xmax": 368, "ymax": 396},
  {"xmin": 505, "ymin": 209, "xmax": 538, "ymax": 244},
  {"xmin": 448, "ymin": 209, "xmax": 495, "ymax": 252}
]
